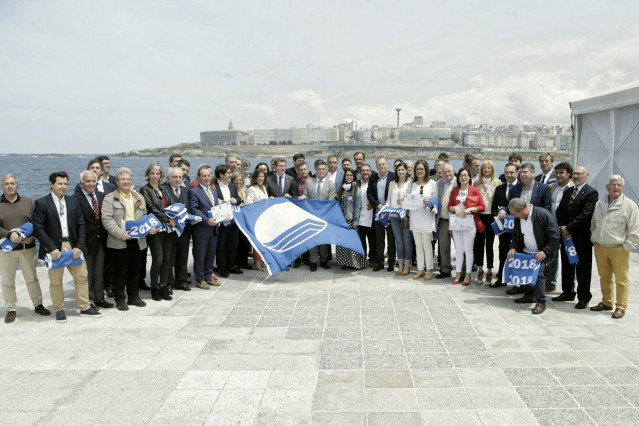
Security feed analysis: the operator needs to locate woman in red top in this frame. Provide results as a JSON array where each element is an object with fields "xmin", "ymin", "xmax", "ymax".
[{"xmin": 448, "ymin": 168, "xmax": 485, "ymax": 285}]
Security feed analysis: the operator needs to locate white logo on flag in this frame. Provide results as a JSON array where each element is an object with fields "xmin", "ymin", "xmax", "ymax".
[{"xmin": 255, "ymin": 202, "xmax": 327, "ymax": 252}]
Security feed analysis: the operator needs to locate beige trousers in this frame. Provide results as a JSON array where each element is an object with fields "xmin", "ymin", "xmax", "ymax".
[
  {"xmin": 594, "ymin": 243, "xmax": 630, "ymax": 311},
  {"xmin": 0, "ymin": 247, "xmax": 43, "ymax": 311},
  {"xmin": 48, "ymin": 242, "xmax": 90, "ymax": 312}
]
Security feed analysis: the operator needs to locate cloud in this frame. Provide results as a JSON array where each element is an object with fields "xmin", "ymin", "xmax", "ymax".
[
  {"xmin": 286, "ymin": 89, "xmax": 326, "ymax": 114},
  {"xmin": 238, "ymin": 103, "xmax": 277, "ymax": 118}
]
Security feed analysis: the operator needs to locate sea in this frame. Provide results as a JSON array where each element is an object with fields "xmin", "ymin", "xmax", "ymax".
[{"xmin": 0, "ymin": 154, "xmax": 510, "ymax": 199}]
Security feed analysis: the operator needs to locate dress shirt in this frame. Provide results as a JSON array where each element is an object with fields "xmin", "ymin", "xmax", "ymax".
[
  {"xmin": 376, "ymin": 173, "xmax": 388, "ymax": 205},
  {"xmin": 521, "ymin": 206, "xmax": 539, "ymax": 254},
  {"xmin": 551, "ymin": 183, "xmax": 569, "ymax": 215},
  {"xmin": 520, "ymin": 184, "xmax": 533, "ymax": 204},
  {"xmin": 51, "ymin": 193, "xmax": 69, "ymax": 238},
  {"xmin": 327, "ymin": 171, "xmax": 336, "ymax": 184},
  {"xmin": 359, "ymin": 181, "xmax": 373, "ymax": 227},
  {"xmin": 218, "ymin": 182, "xmax": 231, "ymax": 202}
]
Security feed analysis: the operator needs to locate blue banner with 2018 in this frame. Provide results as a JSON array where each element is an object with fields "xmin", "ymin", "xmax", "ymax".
[{"xmin": 502, "ymin": 252, "xmax": 540, "ymax": 285}]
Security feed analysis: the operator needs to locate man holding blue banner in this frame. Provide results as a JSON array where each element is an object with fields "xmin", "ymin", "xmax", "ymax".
[
  {"xmin": 508, "ymin": 198, "xmax": 559, "ymax": 314},
  {"xmin": 303, "ymin": 160, "xmax": 337, "ymax": 270},
  {"xmin": 0, "ymin": 174, "xmax": 50, "ymax": 323},
  {"xmin": 490, "ymin": 163, "xmax": 517, "ymax": 288}
]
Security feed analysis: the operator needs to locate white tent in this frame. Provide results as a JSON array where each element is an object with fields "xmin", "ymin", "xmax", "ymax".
[{"xmin": 570, "ymin": 82, "xmax": 639, "ymax": 202}]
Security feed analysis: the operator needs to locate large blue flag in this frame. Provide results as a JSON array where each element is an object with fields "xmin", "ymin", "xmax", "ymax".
[{"xmin": 233, "ymin": 198, "xmax": 364, "ymax": 275}]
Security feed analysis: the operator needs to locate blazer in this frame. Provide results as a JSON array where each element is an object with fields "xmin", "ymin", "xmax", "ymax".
[
  {"xmin": 139, "ymin": 183, "xmax": 173, "ymax": 224},
  {"xmin": 304, "ymin": 177, "xmax": 336, "ymax": 201},
  {"xmin": 436, "ymin": 177, "xmax": 457, "ymax": 216},
  {"xmin": 491, "ymin": 183, "xmax": 509, "ymax": 216},
  {"xmin": 162, "ymin": 182, "xmax": 190, "ymax": 206},
  {"xmin": 448, "ymin": 186, "xmax": 485, "ymax": 231},
  {"xmin": 101, "ymin": 190, "xmax": 148, "ymax": 250},
  {"xmin": 332, "ymin": 169, "xmax": 345, "ymax": 189},
  {"xmin": 33, "ymin": 193, "xmax": 86, "ymax": 259},
  {"xmin": 214, "ymin": 180, "xmax": 242, "ymax": 205},
  {"xmin": 266, "ymin": 173, "xmax": 293, "ymax": 197},
  {"xmin": 556, "ymin": 183, "xmax": 598, "ymax": 247},
  {"xmin": 506, "ymin": 181, "xmax": 551, "ymax": 212},
  {"xmin": 73, "ymin": 188, "xmax": 107, "ymax": 255},
  {"xmin": 535, "ymin": 170, "xmax": 557, "ymax": 184},
  {"xmin": 510, "ymin": 206, "xmax": 560, "ymax": 260},
  {"xmin": 366, "ymin": 171, "xmax": 395, "ymax": 210},
  {"xmin": 189, "ymin": 184, "xmax": 219, "ymax": 238}
]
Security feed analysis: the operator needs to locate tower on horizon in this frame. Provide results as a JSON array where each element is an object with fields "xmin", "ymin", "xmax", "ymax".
[{"xmin": 395, "ymin": 108, "xmax": 401, "ymax": 127}]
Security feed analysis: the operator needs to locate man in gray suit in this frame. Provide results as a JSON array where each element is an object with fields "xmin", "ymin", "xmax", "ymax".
[
  {"xmin": 436, "ymin": 164, "xmax": 457, "ymax": 278},
  {"xmin": 266, "ymin": 157, "xmax": 293, "ymax": 198},
  {"xmin": 303, "ymin": 160, "xmax": 336, "ymax": 271}
]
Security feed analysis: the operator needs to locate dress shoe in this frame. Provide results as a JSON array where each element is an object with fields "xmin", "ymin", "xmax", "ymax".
[
  {"xmin": 292, "ymin": 258, "xmax": 302, "ymax": 268},
  {"xmin": 95, "ymin": 301, "xmax": 114, "ymax": 309},
  {"xmin": 229, "ymin": 267, "xmax": 244, "ymax": 274},
  {"xmin": 506, "ymin": 286, "xmax": 522, "ymax": 295},
  {"xmin": 160, "ymin": 286, "xmax": 172, "ymax": 301},
  {"xmin": 218, "ymin": 271, "xmax": 230, "ymax": 278},
  {"xmin": 435, "ymin": 272, "xmax": 451, "ymax": 279},
  {"xmin": 151, "ymin": 287, "xmax": 162, "ymax": 301},
  {"xmin": 515, "ymin": 295, "xmax": 536, "ymax": 304},
  {"xmin": 320, "ymin": 262, "xmax": 330, "ymax": 269},
  {"xmin": 303, "ymin": 258, "xmax": 312, "ymax": 266},
  {"xmin": 462, "ymin": 273, "xmax": 472, "ymax": 286},
  {"xmin": 138, "ymin": 283, "xmax": 152, "ymax": 291},
  {"xmin": 197, "ymin": 281, "xmax": 211, "ymax": 290},
  {"xmin": 174, "ymin": 283, "xmax": 191, "ymax": 291},
  {"xmin": 612, "ymin": 308, "xmax": 625, "ymax": 319},
  {"xmin": 386, "ymin": 264, "xmax": 395, "ymax": 272},
  {"xmin": 373, "ymin": 265, "xmax": 383, "ymax": 272},
  {"xmin": 127, "ymin": 297, "xmax": 147, "ymax": 307},
  {"xmin": 590, "ymin": 302, "xmax": 613, "ymax": 311},
  {"xmin": 310, "ymin": 263, "xmax": 318, "ymax": 272},
  {"xmin": 34, "ymin": 304, "xmax": 51, "ymax": 316},
  {"xmin": 4, "ymin": 311, "xmax": 16, "ymax": 323},
  {"xmin": 116, "ymin": 301, "xmax": 129, "ymax": 311},
  {"xmin": 489, "ymin": 282, "xmax": 506, "ymax": 288},
  {"xmin": 545, "ymin": 284, "xmax": 556, "ymax": 293},
  {"xmin": 106, "ymin": 287, "xmax": 115, "ymax": 298},
  {"xmin": 532, "ymin": 303, "xmax": 546, "ymax": 315},
  {"xmin": 55, "ymin": 310, "xmax": 68, "ymax": 323},
  {"xmin": 206, "ymin": 279, "xmax": 221, "ymax": 287},
  {"xmin": 552, "ymin": 292, "xmax": 575, "ymax": 302},
  {"xmin": 575, "ymin": 300, "xmax": 589, "ymax": 309}
]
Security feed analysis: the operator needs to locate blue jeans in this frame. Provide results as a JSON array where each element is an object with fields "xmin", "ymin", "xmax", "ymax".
[{"xmin": 390, "ymin": 217, "xmax": 413, "ymax": 265}]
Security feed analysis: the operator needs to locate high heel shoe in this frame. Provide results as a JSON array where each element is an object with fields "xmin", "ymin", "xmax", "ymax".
[
  {"xmin": 485, "ymin": 270, "xmax": 492, "ymax": 285},
  {"xmin": 452, "ymin": 273, "xmax": 462, "ymax": 285},
  {"xmin": 412, "ymin": 271, "xmax": 425, "ymax": 280},
  {"xmin": 477, "ymin": 270, "xmax": 484, "ymax": 284},
  {"xmin": 424, "ymin": 270, "xmax": 433, "ymax": 281},
  {"xmin": 255, "ymin": 260, "xmax": 264, "ymax": 271},
  {"xmin": 462, "ymin": 273, "xmax": 472, "ymax": 286}
]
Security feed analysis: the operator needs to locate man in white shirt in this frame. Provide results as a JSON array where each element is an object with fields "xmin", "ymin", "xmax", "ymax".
[
  {"xmin": 357, "ymin": 164, "xmax": 377, "ymax": 267},
  {"xmin": 546, "ymin": 162, "xmax": 574, "ymax": 293}
]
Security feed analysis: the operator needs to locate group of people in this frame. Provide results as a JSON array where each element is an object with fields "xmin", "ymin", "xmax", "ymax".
[{"xmin": 1, "ymin": 150, "xmax": 638, "ymax": 324}]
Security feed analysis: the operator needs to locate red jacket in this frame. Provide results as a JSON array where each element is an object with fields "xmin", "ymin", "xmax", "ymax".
[{"xmin": 448, "ymin": 185, "xmax": 486, "ymax": 232}]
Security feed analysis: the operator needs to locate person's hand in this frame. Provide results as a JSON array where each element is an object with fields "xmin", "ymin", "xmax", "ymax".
[
  {"xmin": 9, "ymin": 233, "xmax": 21, "ymax": 243},
  {"xmin": 50, "ymin": 249, "xmax": 62, "ymax": 260},
  {"xmin": 353, "ymin": 224, "xmax": 358, "ymax": 230},
  {"xmin": 121, "ymin": 231, "xmax": 132, "ymax": 240},
  {"xmin": 169, "ymin": 219, "xmax": 176, "ymax": 226},
  {"xmin": 269, "ymin": 196, "xmax": 274, "ymax": 199},
  {"xmin": 230, "ymin": 197, "xmax": 237, "ymax": 204},
  {"xmin": 535, "ymin": 251, "xmax": 547, "ymax": 262},
  {"xmin": 284, "ymin": 194, "xmax": 291, "ymax": 198},
  {"xmin": 507, "ymin": 248, "xmax": 516, "ymax": 259},
  {"xmin": 224, "ymin": 216, "xmax": 232, "ymax": 223},
  {"xmin": 72, "ymin": 248, "xmax": 83, "ymax": 259},
  {"xmin": 367, "ymin": 203, "xmax": 373, "ymax": 211},
  {"xmin": 149, "ymin": 227, "xmax": 158, "ymax": 235},
  {"xmin": 207, "ymin": 218, "xmax": 218, "ymax": 226},
  {"xmin": 397, "ymin": 198, "xmax": 403, "ymax": 205},
  {"xmin": 23, "ymin": 236, "xmax": 35, "ymax": 244},
  {"xmin": 560, "ymin": 226, "xmax": 570, "ymax": 238},
  {"xmin": 463, "ymin": 208, "xmax": 473, "ymax": 215},
  {"xmin": 497, "ymin": 210, "xmax": 507, "ymax": 220},
  {"xmin": 377, "ymin": 204, "xmax": 384, "ymax": 210},
  {"xmin": 298, "ymin": 195, "xmax": 307, "ymax": 200}
]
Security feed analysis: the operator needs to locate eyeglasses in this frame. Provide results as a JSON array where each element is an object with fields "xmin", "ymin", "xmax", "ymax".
[
  {"xmin": 608, "ymin": 183, "xmax": 623, "ymax": 188},
  {"xmin": 420, "ymin": 186, "xmax": 424, "ymax": 195}
]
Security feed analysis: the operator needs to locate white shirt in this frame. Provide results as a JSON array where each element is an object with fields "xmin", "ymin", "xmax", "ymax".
[
  {"xmin": 520, "ymin": 206, "xmax": 539, "ymax": 254},
  {"xmin": 327, "ymin": 171, "xmax": 337, "ymax": 184},
  {"xmin": 359, "ymin": 181, "xmax": 373, "ymax": 227},
  {"xmin": 218, "ymin": 182, "xmax": 231, "ymax": 202},
  {"xmin": 51, "ymin": 193, "xmax": 69, "ymax": 239},
  {"xmin": 377, "ymin": 173, "xmax": 388, "ymax": 204},
  {"xmin": 96, "ymin": 180, "xmax": 105, "ymax": 193},
  {"xmin": 551, "ymin": 183, "xmax": 569, "ymax": 215}
]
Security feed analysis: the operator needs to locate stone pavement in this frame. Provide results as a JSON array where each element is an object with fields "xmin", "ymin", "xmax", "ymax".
[{"xmin": 1, "ymin": 249, "xmax": 639, "ymax": 425}]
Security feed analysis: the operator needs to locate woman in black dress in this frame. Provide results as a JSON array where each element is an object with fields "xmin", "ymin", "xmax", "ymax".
[{"xmin": 335, "ymin": 169, "xmax": 367, "ymax": 270}]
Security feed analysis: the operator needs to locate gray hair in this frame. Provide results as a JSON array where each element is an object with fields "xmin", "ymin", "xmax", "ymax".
[
  {"xmin": 1, "ymin": 174, "xmax": 17, "ymax": 185},
  {"xmin": 225, "ymin": 154, "xmax": 238, "ymax": 163},
  {"xmin": 241, "ymin": 158, "xmax": 250, "ymax": 167},
  {"xmin": 609, "ymin": 175, "xmax": 625, "ymax": 185},
  {"xmin": 116, "ymin": 167, "xmax": 133, "ymax": 180},
  {"xmin": 508, "ymin": 198, "xmax": 528, "ymax": 212},
  {"xmin": 144, "ymin": 162, "xmax": 166, "ymax": 182},
  {"xmin": 168, "ymin": 167, "xmax": 183, "ymax": 177},
  {"xmin": 441, "ymin": 163, "xmax": 454, "ymax": 172},
  {"xmin": 79, "ymin": 170, "xmax": 98, "ymax": 182},
  {"xmin": 520, "ymin": 163, "xmax": 535, "ymax": 173}
]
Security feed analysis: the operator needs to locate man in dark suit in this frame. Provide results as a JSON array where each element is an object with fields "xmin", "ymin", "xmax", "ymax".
[
  {"xmin": 267, "ymin": 157, "xmax": 293, "ymax": 198},
  {"xmin": 554, "ymin": 166, "xmax": 598, "ymax": 308},
  {"xmin": 82, "ymin": 158, "xmax": 116, "ymax": 195},
  {"xmin": 213, "ymin": 164, "xmax": 243, "ymax": 277},
  {"xmin": 74, "ymin": 170, "xmax": 112, "ymax": 309},
  {"xmin": 285, "ymin": 153, "xmax": 306, "ymax": 178},
  {"xmin": 435, "ymin": 163, "xmax": 457, "ymax": 278},
  {"xmin": 190, "ymin": 165, "xmax": 220, "ymax": 289},
  {"xmin": 98, "ymin": 156, "xmax": 117, "ymax": 185},
  {"xmin": 490, "ymin": 162, "xmax": 518, "ymax": 288},
  {"xmin": 535, "ymin": 153, "xmax": 557, "ymax": 184},
  {"xmin": 163, "ymin": 167, "xmax": 191, "ymax": 291},
  {"xmin": 498, "ymin": 152, "xmax": 522, "ymax": 182},
  {"xmin": 508, "ymin": 198, "xmax": 560, "ymax": 314},
  {"xmin": 33, "ymin": 171, "xmax": 102, "ymax": 323},
  {"xmin": 367, "ymin": 157, "xmax": 396, "ymax": 272}
]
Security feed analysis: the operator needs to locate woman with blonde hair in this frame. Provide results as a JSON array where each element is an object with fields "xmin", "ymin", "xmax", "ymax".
[{"xmin": 473, "ymin": 160, "xmax": 501, "ymax": 284}]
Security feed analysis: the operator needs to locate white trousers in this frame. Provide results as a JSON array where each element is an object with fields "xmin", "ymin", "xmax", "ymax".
[
  {"xmin": 452, "ymin": 229, "xmax": 476, "ymax": 273},
  {"xmin": 413, "ymin": 231, "xmax": 434, "ymax": 271}
]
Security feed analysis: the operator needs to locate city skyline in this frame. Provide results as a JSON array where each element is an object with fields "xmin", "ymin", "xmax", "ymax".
[{"xmin": 1, "ymin": 0, "xmax": 638, "ymax": 153}]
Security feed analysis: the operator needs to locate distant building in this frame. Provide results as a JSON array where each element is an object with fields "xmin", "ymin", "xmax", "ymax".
[
  {"xmin": 200, "ymin": 121, "xmax": 248, "ymax": 146},
  {"xmin": 253, "ymin": 127, "xmax": 339, "ymax": 145},
  {"xmin": 431, "ymin": 121, "xmax": 447, "ymax": 128},
  {"xmin": 398, "ymin": 127, "xmax": 451, "ymax": 141}
]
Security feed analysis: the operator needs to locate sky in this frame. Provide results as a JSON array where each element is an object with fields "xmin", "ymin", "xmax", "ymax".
[{"xmin": 1, "ymin": 0, "xmax": 639, "ymax": 154}]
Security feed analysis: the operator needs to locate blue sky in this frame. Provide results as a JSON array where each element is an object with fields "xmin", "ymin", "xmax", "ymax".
[{"xmin": 1, "ymin": 0, "xmax": 638, "ymax": 153}]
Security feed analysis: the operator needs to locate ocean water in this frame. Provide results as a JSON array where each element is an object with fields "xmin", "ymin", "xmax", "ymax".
[{"xmin": 0, "ymin": 154, "xmax": 508, "ymax": 199}]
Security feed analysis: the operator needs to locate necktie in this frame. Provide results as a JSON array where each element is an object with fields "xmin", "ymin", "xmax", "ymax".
[
  {"xmin": 279, "ymin": 176, "xmax": 284, "ymax": 196},
  {"xmin": 507, "ymin": 183, "xmax": 512, "ymax": 198},
  {"xmin": 541, "ymin": 175, "xmax": 546, "ymax": 184},
  {"xmin": 90, "ymin": 193, "xmax": 99, "ymax": 219},
  {"xmin": 174, "ymin": 187, "xmax": 180, "ymax": 198},
  {"xmin": 442, "ymin": 182, "xmax": 450, "ymax": 217},
  {"xmin": 316, "ymin": 179, "xmax": 323, "ymax": 199},
  {"xmin": 569, "ymin": 187, "xmax": 578, "ymax": 206},
  {"xmin": 205, "ymin": 186, "xmax": 215, "ymax": 205}
]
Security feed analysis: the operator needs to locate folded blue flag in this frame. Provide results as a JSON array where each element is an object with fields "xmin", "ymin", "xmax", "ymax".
[
  {"xmin": 492, "ymin": 214, "xmax": 515, "ymax": 235},
  {"xmin": 502, "ymin": 252, "xmax": 540, "ymax": 286},
  {"xmin": 562, "ymin": 236, "xmax": 579, "ymax": 265},
  {"xmin": 125, "ymin": 214, "xmax": 161, "ymax": 238},
  {"xmin": 162, "ymin": 203, "xmax": 202, "ymax": 236},
  {"xmin": 374, "ymin": 205, "xmax": 406, "ymax": 227},
  {"xmin": 233, "ymin": 198, "xmax": 364, "ymax": 275},
  {"xmin": 0, "ymin": 222, "xmax": 33, "ymax": 253},
  {"xmin": 44, "ymin": 251, "xmax": 83, "ymax": 269}
]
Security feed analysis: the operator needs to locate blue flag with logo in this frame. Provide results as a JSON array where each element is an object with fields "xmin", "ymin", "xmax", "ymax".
[
  {"xmin": 374, "ymin": 205, "xmax": 406, "ymax": 227},
  {"xmin": 0, "ymin": 222, "xmax": 33, "ymax": 252},
  {"xmin": 44, "ymin": 251, "xmax": 83, "ymax": 269},
  {"xmin": 502, "ymin": 252, "xmax": 540, "ymax": 286},
  {"xmin": 125, "ymin": 214, "xmax": 161, "ymax": 238},
  {"xmin": 233, "ymin": 198, "xmax": 364, "ymax": 275},
  {"xmin": 562, "ymin": 236, "xmax": 579, "ymax": 265},
  {"xmin": 162, "ymin": 203, "xmax": 202, "ymax": 236}
]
